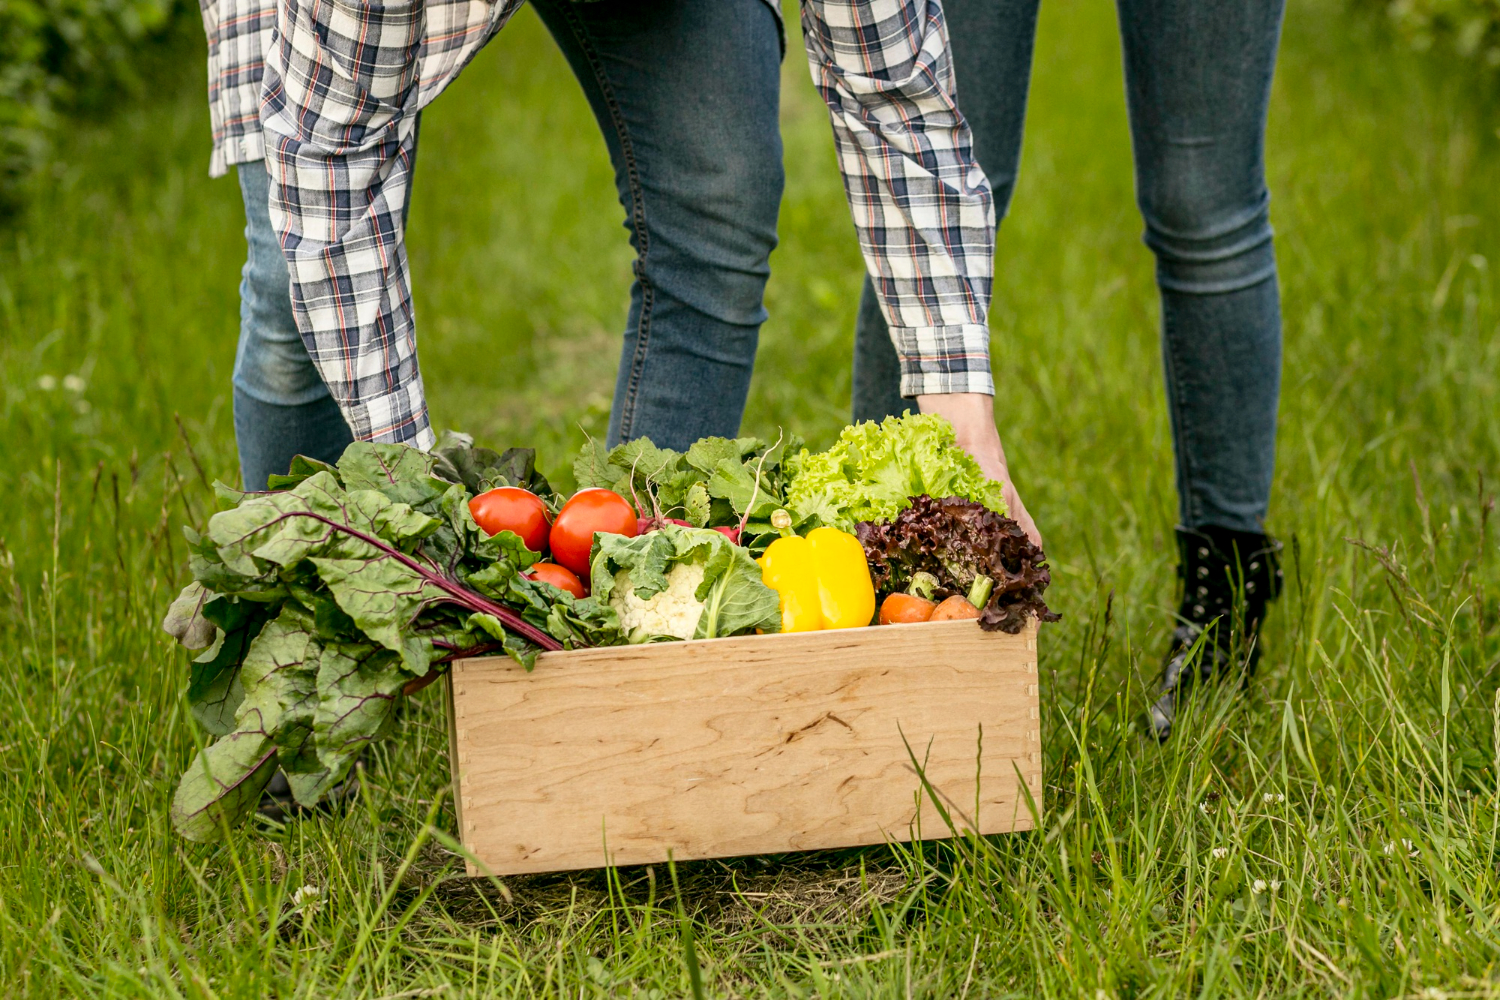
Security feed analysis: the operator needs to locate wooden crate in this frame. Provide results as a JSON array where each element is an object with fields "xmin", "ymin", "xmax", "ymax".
[{"xmin": 446, "ymin": 618, "xmax": 1041, "ymax": 876}]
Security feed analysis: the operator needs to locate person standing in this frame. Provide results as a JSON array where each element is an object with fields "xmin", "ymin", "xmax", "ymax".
[
  {"xmin": 850, "ymin": 0, "xmax": 1287, "ymax": 739},
  {"xmin": 202, "ymin": 0, "xmax": 1019, "ymax": 815}
]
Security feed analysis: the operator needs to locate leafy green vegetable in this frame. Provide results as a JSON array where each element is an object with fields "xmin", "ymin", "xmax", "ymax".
[
  {"xmin": 590, "ymin": 526, "xmax": 782, "ymax": 640},
  {"xmin": 785, "ymin": 414, "xmax": 1009, "ymax": 531},
  {"xmin": 170, "ymin": 729, "xmax": 280, "ymax": 842},
  {"xmin": 573, "ymin": 434, "xmax": 802, "ymax": 549},
  {"xmin": 264, "ymin": 454, "xmax": 340, "ymax": 492},
  {"xmin": 189, "ymin": 595, "xmax": 276, "ymax": 736},
  {"xmin": 163, "ymin": 436, "xmax": 611, "ymax": 841},
  {"xmin": 430, "ymin": 430, "xmax": 556, "ymax": 503}
]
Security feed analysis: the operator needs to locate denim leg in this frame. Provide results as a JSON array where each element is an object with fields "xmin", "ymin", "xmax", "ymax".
[
  {"xmin": 232, "ymin": 159, "xmax": 352, "ymax": 490},
  {"xmin": 850, "ymin": 0, "xmax": 1040, "ymax": 423},
  {"xmin": 1117, "ymin": 0, "xmax": 1285, "ymax": 533},
  {"xmin": 531, "ymin": 0, "xmax": 784, "ymax": 451}
]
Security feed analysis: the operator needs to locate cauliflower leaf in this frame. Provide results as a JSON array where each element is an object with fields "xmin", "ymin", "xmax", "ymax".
[{"xmin": 590, "ymin": 526, "xmax": 781, "ymax": 641}]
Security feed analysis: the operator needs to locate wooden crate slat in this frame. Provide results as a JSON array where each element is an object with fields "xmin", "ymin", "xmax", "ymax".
[{"xmin": 450, "ymin": 618, "xmax": 1041, "ymax": 875}]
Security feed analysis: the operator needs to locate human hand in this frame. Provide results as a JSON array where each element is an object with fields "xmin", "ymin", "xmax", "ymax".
[{"xmin": 915, "ymin": 392, "xmax": 1043, "ymax": 548}]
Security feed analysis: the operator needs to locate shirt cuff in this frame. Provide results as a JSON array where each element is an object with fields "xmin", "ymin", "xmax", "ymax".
[
  {"xmin": 337, "ymin": 383, "xmax": 435, "ymax": 450},
  {"xmin": 208, "ymin": 131, "xmax": 266, "ymax": 180},
  {"xmin": 890, "ymin": 323, "xmax": 996, "ymax": 398}
]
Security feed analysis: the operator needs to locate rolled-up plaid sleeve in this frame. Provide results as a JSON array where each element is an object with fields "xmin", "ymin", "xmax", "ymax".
[
  {"xmin": 259, "ymin": 0, "xmax": 517, "ymax": 447},
  {"xmin": 799, "ymin": 0, "xmax": 996, "ymax": 398}
]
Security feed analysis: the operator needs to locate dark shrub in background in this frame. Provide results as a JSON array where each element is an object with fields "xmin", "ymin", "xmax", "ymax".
[
  {"xmin": 1378, "ymin": 0, "xmax": 1500, "ymax": 69},
  {"xmin": 0, "ymin": 0, "xmax": 186, "ymax": 210}
]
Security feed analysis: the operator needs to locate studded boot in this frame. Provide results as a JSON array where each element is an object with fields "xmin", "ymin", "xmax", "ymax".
[{"xmin": 1147, "ymin": 525, "xmax": 1283, "ymax": 741}]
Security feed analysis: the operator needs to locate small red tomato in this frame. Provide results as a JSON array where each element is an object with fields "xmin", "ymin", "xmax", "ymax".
[
  {"xmin": 526, "ymin": 562, "xmax": 586, "ymax": 599},
  {"xmin": 469, "ymin": 487, "xmax": 551, "ymax": 553},
  {"xmin": 549, "ymin": 488, "xmax": 638, "ymax": 575}
]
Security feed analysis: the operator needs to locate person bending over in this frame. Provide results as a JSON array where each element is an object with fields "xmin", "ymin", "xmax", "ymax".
[
  {"xmin": 240, "ymin": 0, "xmax": 1020, "ymax": 530},
  {"xmin": 203, "ymin": 0, "xmax": 1031, "ymax": 538}
]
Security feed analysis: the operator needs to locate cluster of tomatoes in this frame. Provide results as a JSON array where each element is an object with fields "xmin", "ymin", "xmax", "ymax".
[{"xmin": 467, "ymin": 486, "xmax": 639, "ymax": 600}]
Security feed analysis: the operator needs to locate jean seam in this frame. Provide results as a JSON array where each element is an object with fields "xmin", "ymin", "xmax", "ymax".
[
  {"xmin": 554, "ymin": 2, "xmax": 653, "ymax": 442},
  {"xmin": 1160, "ymin": 305, "xmax": 1202, "ymax": 528}
]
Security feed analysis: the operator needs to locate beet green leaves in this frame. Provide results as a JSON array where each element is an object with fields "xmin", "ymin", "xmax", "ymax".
[{"xmin": 162, "ymin": 441, "xmax": 614, "ymax": 841}]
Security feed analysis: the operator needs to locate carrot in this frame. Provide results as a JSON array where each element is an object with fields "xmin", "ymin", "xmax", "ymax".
[
  {"xmin": 930, "ymin": 595, "xmax": 981, "ymax": 621},
  {"xmin": 879, "ymin": 592, "xmax": 938, "ymax": 624}
]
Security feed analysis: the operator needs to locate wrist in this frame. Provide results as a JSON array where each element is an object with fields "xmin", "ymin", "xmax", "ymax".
[
  {"xmin": 914, "ymin": 393, "xmax": 1041, "ymax": 546},
  {"xmin": 915, "ymin": 392, "xmax": 1008, "ymax": 481}
]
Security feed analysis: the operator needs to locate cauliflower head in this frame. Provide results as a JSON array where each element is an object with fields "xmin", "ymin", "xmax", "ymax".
[
  {"xmin": 591, "ymin": 524, "xmax": 782, "ymax": 641},
  {"xmin": 609, "ymin": 561, "xmax": 706, "ymax": 641}
]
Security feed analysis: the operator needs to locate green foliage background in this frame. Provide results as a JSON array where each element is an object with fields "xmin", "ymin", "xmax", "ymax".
[
  {"xmin": 0, "ymin": 0, "xmax": 185, "ymax": 205},
  {"xmin": 1379, "ymin": 0, "xmax": 1500, "ymax": 68},
  {"xmin": 2, "ymin": 0, "xmax": 1500, "ymax": 996}
]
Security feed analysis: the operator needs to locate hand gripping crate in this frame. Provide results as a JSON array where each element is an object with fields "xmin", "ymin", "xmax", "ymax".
[{"xmin": 446, "ymin": 618, "xmax": 1042, "ymax": 875}]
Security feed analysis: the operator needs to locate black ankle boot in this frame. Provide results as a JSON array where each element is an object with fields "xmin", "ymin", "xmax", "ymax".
[{"xmin": 1147, "ymin": 525, "xmax": 1283, "ymax": 741}]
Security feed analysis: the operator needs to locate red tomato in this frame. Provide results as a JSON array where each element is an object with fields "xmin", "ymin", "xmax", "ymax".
[
  {"xmin": 525, "ymin": 562, "xmax": 586, "ymax": 599},
  {"xmin": 549, "ymin": 488, "xmax": 638, "ymax": 575},
  {"xmin": 469, "ymin": 487, "xmax": 551, "ymax": 553}
]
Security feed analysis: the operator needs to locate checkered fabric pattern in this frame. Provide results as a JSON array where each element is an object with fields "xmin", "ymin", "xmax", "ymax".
[
  {"xmin": 205, "ymin": 0, "xmax": 995, "ymax": 445},
  {"xmin": 801, "ymin": 0, "xmax": 996, "ymax": 398},
  {"xmin": 259, "ymin": 0, "xmax": 522, "ymax": 446},
  {"xmin": 199, "ymin": 0, "xmax": 277, "ymax": 177}
]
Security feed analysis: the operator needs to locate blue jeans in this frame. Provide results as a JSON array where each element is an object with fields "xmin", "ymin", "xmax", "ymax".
[
  {"xmin": 532, "ymin": 0, "xmax": 783, "ymax": 450},
  {"xmin": 852, "ymin": 0, "xmax": 1285, "ymax": 535},
  {"xmin": 233, "ymin": 159, "xmax": 354, "ymax": 491},
  {"xmin": 231, "ymin": 0, "xmax": 783, "ymax": 489}
]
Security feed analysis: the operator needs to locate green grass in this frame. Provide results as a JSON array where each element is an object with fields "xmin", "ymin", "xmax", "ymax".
[{"xmin": 4, "ymin": 0, "xmax": 1500, "ymax": 995}]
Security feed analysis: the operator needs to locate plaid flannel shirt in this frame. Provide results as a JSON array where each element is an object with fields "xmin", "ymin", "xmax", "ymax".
[{"xmin": 203, "ymin": 0, "xmax": 995, "ymax": 447}]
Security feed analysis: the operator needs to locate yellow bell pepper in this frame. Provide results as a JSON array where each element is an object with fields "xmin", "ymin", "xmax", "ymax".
[{"xmin": 758, "ymin": 526, "xmax": 876, "ymax": 632}]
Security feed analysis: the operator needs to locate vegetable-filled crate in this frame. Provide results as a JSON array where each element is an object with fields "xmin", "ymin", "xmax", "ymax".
[
  {"xmin": 161, "ymin": 415, "xmax": 1058, "ymax": 848},
  {"xmin": 446, "ymin": 618, "xmax": 1041, "ymax": 876}
]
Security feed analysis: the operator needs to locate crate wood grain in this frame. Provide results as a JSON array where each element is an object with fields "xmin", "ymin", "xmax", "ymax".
[{"xmin": 447, "ymin": 618, "xmax": 1041, "ymax": 876}]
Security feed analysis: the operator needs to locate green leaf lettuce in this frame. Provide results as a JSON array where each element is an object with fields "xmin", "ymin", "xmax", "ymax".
[{"xmin": 785, "ymin": 413, "xmax": 1008, "ymax": 531}]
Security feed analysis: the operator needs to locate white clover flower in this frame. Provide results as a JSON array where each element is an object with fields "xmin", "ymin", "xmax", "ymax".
[
  {"xmin": 1198, "ymin": 801, "xmax": 1211, "ymax": 815},
  {"xmin": 1383, "ymin": 841, "xmax": 1396, "ymax": 855},
  {"xmin": 290, "ymin": 884, "xmax": 321, "ymax": 913},
  {"xmin": 1211, "ymin": 847, "xmax": 1229, "ymax": 860},
  {"xmin": 1252, "ymin": 879, "xmax": 1267, "ymax": 894},
  {"xmin": 62, "ymin": 374, "xmax": 86, "ymax": 392},
  {"xmin": 37, "ymin": 375, "xmax": 57, "ymax": 391},
  {"xmin": 1270, "ymin": 880, "xmax": 1282, "ymax": 892},
  {"xmin": 1262, "ymin": 792, "xmax": 1284, "ymax": 804}
]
